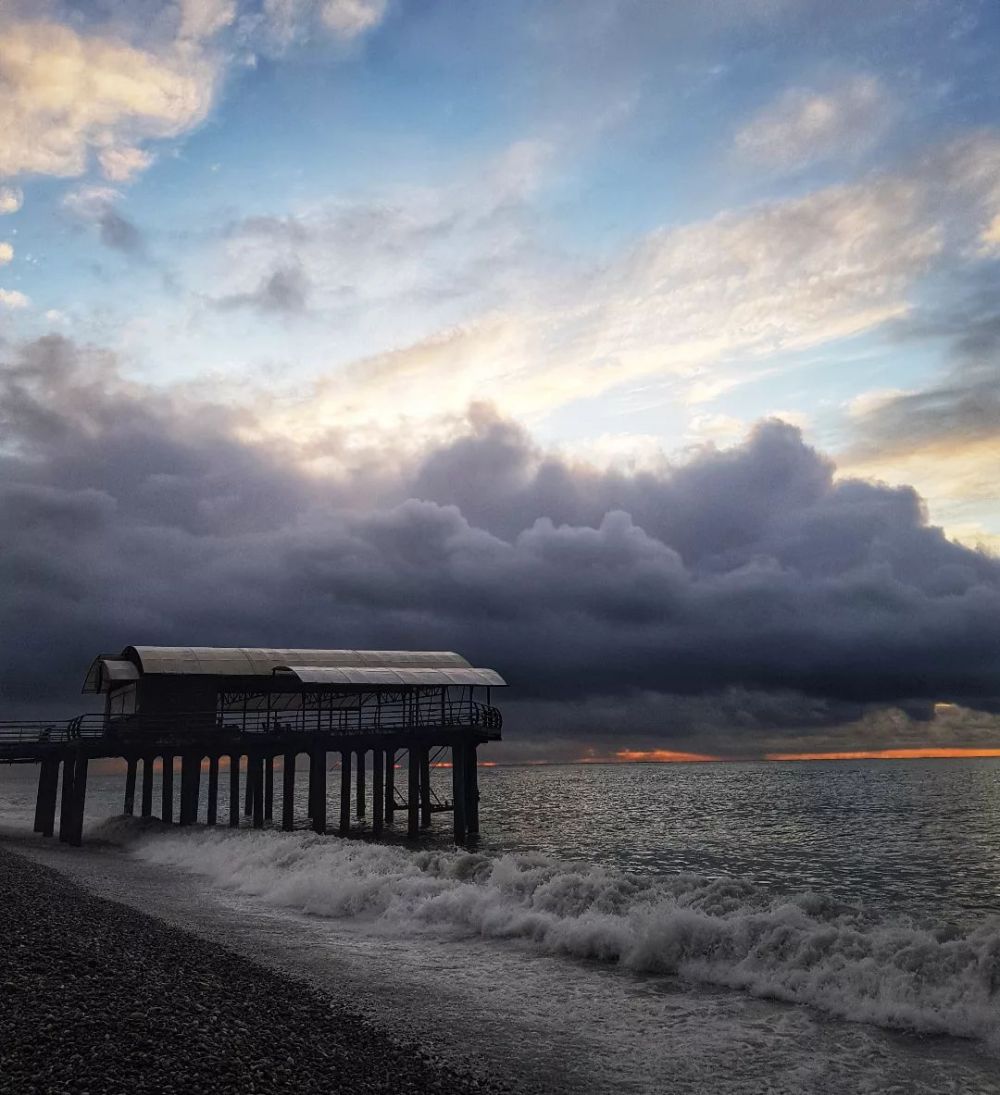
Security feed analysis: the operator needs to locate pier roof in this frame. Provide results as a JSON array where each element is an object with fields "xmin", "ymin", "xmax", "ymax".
[{"xmin": 83, "ymin": 646, "xmax": 506, "ymax": 693}]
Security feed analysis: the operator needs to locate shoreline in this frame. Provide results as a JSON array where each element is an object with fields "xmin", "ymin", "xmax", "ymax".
[{"xmin": 0, "ymin": 845, "xmax": 511, "ymax": 1095}]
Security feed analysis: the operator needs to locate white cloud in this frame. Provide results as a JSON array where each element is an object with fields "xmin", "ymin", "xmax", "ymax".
[
  {"xmin": 0, "ymin": 20, "xmax": 218, "ymax": 180},
  {"xmin": 262, "ymin": 0, "xmax": 389, "ymax": 48},
  {"xmin": 0, "ymin": 186, "xmax": 23, "ymax": 214},
  {"xmin": 0, "ymin": 288, "xmax": 29, "ymax": 308},
  {"xmin": 178, "ymin": 0, "xmax": 237, "ymax": 41},
  {"xmin": 0, "ymin": 242, "xmax": 12, "ymax": 265},
  {"xmin": 735, "ymin": 75, "xmax": 889, "ymax": 170},
  {"xmin": 99, "ymin": 146, "xmax": 155, "ymax": 182},
  {"xmin": 320, "ymin": 0, "xmax": 388, "ymax": 39}
]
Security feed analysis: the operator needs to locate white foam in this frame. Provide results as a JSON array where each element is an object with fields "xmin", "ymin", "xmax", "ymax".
[{"xmin": 95, "ymin": 820, "xmax": 1000, "ymax": 1044}]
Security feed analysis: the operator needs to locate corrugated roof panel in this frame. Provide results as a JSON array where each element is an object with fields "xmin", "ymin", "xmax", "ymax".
[
  {"xmin": 284, "ymin": 666, "xmax": 507, "ymax": 687},
  {"xmin": 126, "ymin": 646, "xmax": 473, "ymax": 676}
]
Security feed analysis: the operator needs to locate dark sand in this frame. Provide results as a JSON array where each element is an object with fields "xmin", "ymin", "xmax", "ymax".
[{"xmin": 0, "ymin": 847, "xmax": 507, "ymax": 1095}]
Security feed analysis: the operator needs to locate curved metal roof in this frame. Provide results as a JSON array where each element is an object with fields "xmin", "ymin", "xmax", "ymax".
[
  {"xmin": 279, "ymin": 665, "xmax": 507, "ymax": 687},
  {"xmin": 83, "ymin": 646, "xmax": 500, "ymax": 692}
]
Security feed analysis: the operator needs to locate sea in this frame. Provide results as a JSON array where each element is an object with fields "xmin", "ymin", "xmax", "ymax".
[{"xmin": 2, "ymin": 757, "xmax": 999, "ymax": 1093}]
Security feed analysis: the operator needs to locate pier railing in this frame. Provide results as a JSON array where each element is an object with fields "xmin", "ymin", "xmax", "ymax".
[{"xmin": 0, "ymin": 698, "xmax": 501, "ymax": 754}]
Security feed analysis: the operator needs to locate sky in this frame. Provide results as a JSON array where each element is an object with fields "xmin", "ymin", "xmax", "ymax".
[{"xmin": 1, "ymin": 0, "xmax": 999, "ymax": 761}]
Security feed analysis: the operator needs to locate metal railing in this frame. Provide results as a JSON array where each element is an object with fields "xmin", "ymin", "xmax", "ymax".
[{"xmin": 0, "ymin": 698, "xmax": 501, "ymax": 749}]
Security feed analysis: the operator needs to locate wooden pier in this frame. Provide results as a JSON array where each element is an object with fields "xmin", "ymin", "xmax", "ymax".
[{"xmin": 0, "ymin": 647, "xmax": 504, "ymax": 847}]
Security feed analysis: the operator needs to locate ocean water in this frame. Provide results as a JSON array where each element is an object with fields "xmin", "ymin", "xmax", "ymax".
[{"xmin": 2, "ymin": 758, "xmax": 1000, "ymax": 1092}]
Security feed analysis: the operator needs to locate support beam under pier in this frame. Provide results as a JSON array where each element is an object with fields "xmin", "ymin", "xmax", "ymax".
[
  {"xmin": 207, "ymin": 756, "xmax": 219, "ymax": 826},
  {"xmin": 372, "ymin": 748, "xmax": 384, "ymax": 837},
  {"xmin": 385, "ymin": 749, "xmax": 395, "ymax": 822},
  {"xmin": 34, "ymin": 758, "xmax": 60, "ymax": 837},
  {"xmin": 58, "ymin": 751, "xmax": 75, "ymax": 843},
  {"xmin": 339, "ymin": 750, "xmax": 351, "ymax": 836},
  {"xmin": 419, "ymin": 746, "xmax": 431, "ymax": 829},
  {"xmin": 451, "ymin": 742, "xmax": 467, "ymax": 844},
  {"xmin": 264, "ymin": 755, "xmax": 274, "ymax": 822},
  {"xmin": 123, "ymin": 757, "xmax": 137, "ymax": 817},
  {"xmin": 229, "ymin": 755, "xmax": 241, "ymax": 828},
  {"xmin": 465, "ymin": 744, "xmax": 480, "ymax": 836},
  {"xmin": 161, "ymin": 754, "xmax": 174, "ymax": 824},
  {"xmin": 67, "ymin": 752, "xmax": 89, "ymax": 847},
  {"xmin": 312, "ymin": 746, "xmax": 327, "ymax": 835},
  {"xmin": 407, "ymin": 748, "xmax": 419, "ymax": 838},
  {"xmin": 356, "ymin": 750, "xmax": 366, "ymax": 818},
  {"xmin": 251, "ymin": 755, "xmax": 265, "ymax": 829},
  {"xmin": 141, "ymin": 757, "xmax": 153, "ymax": 818},
  {"xmin": 282, "ymin": 751, "xmax": 296, "ymax": 832}
]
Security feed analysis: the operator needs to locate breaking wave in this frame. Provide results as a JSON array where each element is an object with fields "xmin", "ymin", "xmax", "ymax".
[{"xmin": 96, "ymin": 820, "xmax": 1000, "ymax": 1044}]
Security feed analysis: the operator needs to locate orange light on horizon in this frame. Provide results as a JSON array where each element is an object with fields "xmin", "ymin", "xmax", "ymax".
[
  {"xmin": 578, "ymin": 748, "xmax": 722, "ymax": 764},
  {"xmin": 765, "ymin": 747, "xmax": 1000, "ymax": 761}
]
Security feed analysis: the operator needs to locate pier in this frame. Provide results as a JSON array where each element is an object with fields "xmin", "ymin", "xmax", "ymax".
[{"xmin": 0, "ymin": 647, "xmax": 504, "ymax": 846}]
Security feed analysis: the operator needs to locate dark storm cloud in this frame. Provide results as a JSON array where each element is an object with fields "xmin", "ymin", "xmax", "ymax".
[{"xmin": 1, "ymin": 336, "xmax": 998, "ymax": 751}]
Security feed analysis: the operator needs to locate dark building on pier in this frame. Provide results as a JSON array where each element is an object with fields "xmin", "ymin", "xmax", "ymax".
[{"xmin": 6, "ymin": 646, "xmax": 506, "ymax": 846}]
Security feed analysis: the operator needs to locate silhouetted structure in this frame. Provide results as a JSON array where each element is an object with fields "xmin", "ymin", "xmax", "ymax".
[{"xmin": 1, "ymin": 646, "xmax": 505, "ymax": 846}]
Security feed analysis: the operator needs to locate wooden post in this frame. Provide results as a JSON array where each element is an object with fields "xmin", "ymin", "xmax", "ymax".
[
  {"xmin": 264, "ymin": 755, "xmax": 274, "ymax": 821},
  {"xmin": 252, "ymin": 755, "xmax": 264, "ymax": 829},
  {"xmin": 282, "ymin": 751, "xmax": 296, "ymax": 832},
  {"xmin": 162, "ymin": 754, "xmax": 174, "ymax": 824},
  {"xmin": 244, "ymin": 755, "xmax": 253, "ymax": 816},
  {"xmin": 419, "ymin": 745, "xmax": 431, "ymax": 828},
  {"xmin": 141, "ymin": 756, "xmax": 154, "ymax": 817},
  {"xmin": 372, "ymin": 748, "xmax": 384, "ymax": 837},
  {"xmin": 385, "ymin": 749, "xmax": 395, "ymax": 822},
  {"xmin": 34, "ymin": 758, "xmax": 59, "ymax": 836},
  {"xmin": 179, "ymin": 754, "xmax": 197, "ymax": 825},
  {"xmin": 68, "ymin": 752, "xmax": 89, "ymax": 847},
  {"xmin": 311, "ymin": 747, "xmax": 326, "ymax": 834},
  {"xmin": 229, "ymin": 754, "xmax": 241, "ymax": 828},
  {"xmin": 407, "ymin": 747, "xmax": 419, "ymax": 837},
  {"xmin": 451, "ymin": 741, "xmax": 467, "ymax": 844},
  {"xmin": 123, "ymin": 757, "xmax": 137, "ymax": 816},
  {"xmin": 207, "ymin": 756, "xmax": 219, "ymax": 826},
  {"xmin": 339, "ymin": 750, "xmax": 351, "ymax": 836},
  {"xmin": 356, "ymin": 749, "xmax": 366, "ymax": 818},
  {"xmin": 465, "ymin": 743, "xmax": 480, "ymax": 835},
  {"xmin": 58, "ymin": 751, "xmax": 75, "ymax": 843}
]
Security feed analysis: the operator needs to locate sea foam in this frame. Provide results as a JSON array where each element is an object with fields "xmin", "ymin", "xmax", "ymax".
[{"xmin": 95, "ymin": 820, "xmax": 1000, "ymax": 1044}]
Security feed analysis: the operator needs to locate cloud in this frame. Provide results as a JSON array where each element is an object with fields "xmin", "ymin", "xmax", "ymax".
[
  {"xmin": 0, "ymin": 288, "xmax": 28, "ymax": 308},
  {"xmin": 98, "ymin": 146, "xmax": 155, "ymax": 183},
  {"xmin": 261, "ymin": 0, "xmax": 389, "ymax": 49},
  {"xmin": 0, "ymin": 186, "xmax": 23, "ymax": 214},
  {"xmin": 1, "ymin": 335, "xmax": 997, "ymax": 761},
  {"xmin": 62, "ymin": 187, "xmax": 145, "ymax": 255},
  {"xmin": 734, "ymin": 75, "xmax": 890, "ymax": 170},
  {"xmin": 271, "ymin": 171, "xmax": 936, "ymax": 443},
  {"xmin": 0, "ymin": 19, "xmax": 217, "ymax": 181},
  {"xmin": 214, "ymin": 263, "xmax": 310, "ymax": 314},
  {"xmin": 0, "ymin": 242, "xmax": 12, "ymax": 265}
]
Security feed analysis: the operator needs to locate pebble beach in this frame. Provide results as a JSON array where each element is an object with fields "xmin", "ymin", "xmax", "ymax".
[{"xmin": 0, "ymin": 847, "xmax": 505, "ymax": 1095}]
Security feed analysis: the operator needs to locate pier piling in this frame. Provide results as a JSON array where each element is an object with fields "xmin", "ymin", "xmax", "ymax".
[
  {"xmin": 282, "ymin": 751, "xmax": 296, "ymax": 831},
  {"xmin": 419, "ymin": 746, "xmax": 431, "ymax": 828},
  {"xmin": 451, "ymin": 742, "xmax": 467, "ymax": 844},
  {"xmin": 465, "ymin": 744, "xmax": 479, "ymax": 835},
  {"xmin": 58, "ymin": 751, "xmax": 75, "ymax": 842},
  {"xmin": 207, "ymin": 755, "xmax": 219, "ymax": 826},
  {"xmin": 385, "ymin": 749, "xmax": 395, "ymax": 822},
  {"xmin": 141, "ymin": 756, "xmax": 153, "ymax": 817},
  {"xmin": 356, "ymin": 749, "xmax": 366, "ymax": 818},
  {"xmin": 264, "ymin": 755, "xmax": 274, "ymax": 822},
  {"xmin": 339, "ymin": 750, "xmax": 351, "ymax": 836},
  {"xmin": 229, "ymin": 754, "xmax": 241, "ymax": 828},
  {"xmin": 372, "ymin": 748, "xmax": 384, "ymax": 836},
  {"xmin": 251, "ymin": 755, "xmax": 264, "ymax": 829},
  {"xmin": 312, "ymin": 746, "xmax": 327, "ymax": 834},
  {"xmin": 68, "ymin": 752, "xmax": 88, "ymax": 847},
  {"xmin": 123, "ymin": 757, "xmax": 137, "ymax": 816},
  {"xmin": 407, "ymin": 748, "xmax": 419, "ymax": 838},
  {"xmin": 34, "ymin": 758, "xmax": 59, "ymax": 834},
  {"xmin": 162, "ymin": 754, "xmax": 174, "ymax": 824}
]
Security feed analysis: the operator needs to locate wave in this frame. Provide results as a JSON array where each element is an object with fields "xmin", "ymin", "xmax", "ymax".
[{"xmin": 92, "ymin": 819, "xmax": 1000, "ymax": 1044}]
